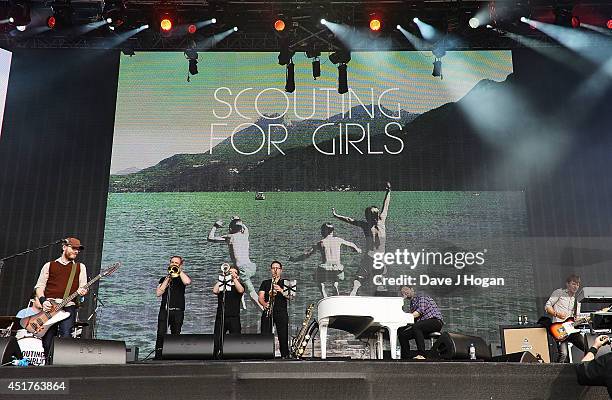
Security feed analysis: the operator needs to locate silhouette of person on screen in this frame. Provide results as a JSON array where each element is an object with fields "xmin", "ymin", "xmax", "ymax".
[
  {"xmin": 332, "ymin": 182, "xmax": 391, "ymax": 296},
  {"xmin": 208, "ymin": 217, "xmax": 261, "ymax": 310},
  {"xmin": 289, "ymin": 222, "xmax": 361, "ymax": 297}
]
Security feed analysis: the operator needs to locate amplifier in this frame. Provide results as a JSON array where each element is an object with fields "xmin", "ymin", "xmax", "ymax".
[{"xmin": 499, "ymin": 325, "xmax": 552, "ymax": 363}]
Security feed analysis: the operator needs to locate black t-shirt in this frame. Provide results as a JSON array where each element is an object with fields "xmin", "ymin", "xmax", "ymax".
[
  {"xmin": 216, "ymin": 285, "xmax": 242, "ymax": 317},
  {"xmin": 259, "ymin": 278, "xmax": 288, "ymax": 315},
  {"xmin": 159, "ymin": 276, "xmax": 186, "ymax": 310}
]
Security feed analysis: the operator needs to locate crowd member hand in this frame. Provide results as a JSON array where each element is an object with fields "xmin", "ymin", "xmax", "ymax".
[{"xmin": 594, "ymin": 335, "xmax": 610, "ymax": 349}]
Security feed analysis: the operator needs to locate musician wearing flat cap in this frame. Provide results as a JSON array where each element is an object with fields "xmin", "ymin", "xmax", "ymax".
[{"xmin": 34, "ymin": 237, "xmax": 88, "ymax": 360}]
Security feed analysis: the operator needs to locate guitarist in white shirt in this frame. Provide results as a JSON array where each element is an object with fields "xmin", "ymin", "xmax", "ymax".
[
  {"xmin": 545, "ymin": 274, "xmax": 587, "ymax": 363},
  {"xmin": 33, "ymin": 237, "xmax": 88, "ymax": 361}
]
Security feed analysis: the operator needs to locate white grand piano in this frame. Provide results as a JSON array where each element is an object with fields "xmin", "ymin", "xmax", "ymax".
[{"xmin": 317, "ymin": 296, "xmax": 414, "ymax": 359}]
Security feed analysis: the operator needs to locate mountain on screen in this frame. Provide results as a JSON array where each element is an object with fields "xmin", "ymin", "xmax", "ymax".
[
  {"xmin": 109, "ymin": 105, "xmax": 417, "ymax": 192},
  {"xmin": 109, "ymin": 74, "xmax": 530, "ymax": 192}
]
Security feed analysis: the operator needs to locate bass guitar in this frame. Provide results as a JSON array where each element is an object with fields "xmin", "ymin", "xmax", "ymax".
[{"xmin": 20, "ymin": 262, "xmax": 120, "ymax": 338}]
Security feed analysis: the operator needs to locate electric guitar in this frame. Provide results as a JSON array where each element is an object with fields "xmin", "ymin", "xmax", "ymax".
[
  {"xmin": 20, "ymin": 262, "xmax": 120, "ymax": 338},
  {"xmin": 549, "ymin": 305, "xmax": 612, "ymax": 342}
]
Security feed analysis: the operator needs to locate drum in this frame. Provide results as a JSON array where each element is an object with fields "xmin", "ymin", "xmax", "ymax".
[{"xmin": 17, "ymin": 336, "xmax": 46, "ymax": 365}]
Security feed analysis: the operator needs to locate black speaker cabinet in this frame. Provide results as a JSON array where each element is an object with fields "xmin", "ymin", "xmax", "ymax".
[
  {"xmin": 222, "ymin": 334, "xmax": 274, "ymax": 359},
  {"xmin": 433, "ymin": 332, "xmax": 491, "ymax": 361},
  {"xmin": 162, "ymin": 334, "xmax": 275, "ymax": 360},
  {"xmin": 51, "ymin": 338, "xmax": 126, "ymax": 365},
  {"xmin": 162, "ymin": 334, "xmax": 215, "ymax": 360},
  {"xmin": 0, "ymin": 337, "xmax": 22, "ymax": 365},
  {"xmin": 499, "ymin": 325, "xmax": 553, "ymax": 363},
  {"xmin": 492, "ymin": 351, "xmax": 539, "ymax": 363}
]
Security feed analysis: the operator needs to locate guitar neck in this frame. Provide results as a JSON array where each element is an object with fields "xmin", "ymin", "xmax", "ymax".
[{"xmin": 57, "ymin": 273, "xmax": 103, "ymax": 309}]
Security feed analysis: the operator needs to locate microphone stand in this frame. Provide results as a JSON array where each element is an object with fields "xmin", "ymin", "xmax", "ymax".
[
  {"xmin": 87, "ymin": 294, "xmax": 104, "ymax": 339},
  {"xmin": 218, "ymin": 271, "xmax": 229, "ymax": 359},
  {"xmin": 0, "ymin": 239, "xmax": 64, "ymax": 282}
]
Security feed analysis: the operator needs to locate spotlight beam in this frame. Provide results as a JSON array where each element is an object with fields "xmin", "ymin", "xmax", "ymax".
[
  {"xmin": 193, "ymin": 28, "xmax": 237, "ymax": 51},
  {"xmin": 397, "ymin": 25, "xmax": 429, "ymax": 50},
  {"xmin": 521, "ymin": 17, "xmax": 612, "ymax": 64}
]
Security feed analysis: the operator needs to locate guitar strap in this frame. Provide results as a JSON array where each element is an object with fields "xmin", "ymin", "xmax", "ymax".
[{"xmin": 62, "ymin": 261, "xmax": 78, "ymax": 301}]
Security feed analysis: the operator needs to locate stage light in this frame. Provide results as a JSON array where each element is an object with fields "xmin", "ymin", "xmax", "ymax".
[
  {"xmin": 46, "ymin": 16, "xmax": 56, "ymax": 29},
  {"xmin": 274, "ymin": 19, "xmax": 285, "ymax": 32},
  {"xmin": 396, "ymin": 24, "xmax": 401, "ymax": 30},
  {"xmin": 285, "ymin": 61, "xmax": 295, "ymax": 93},
  {"xmin": 160, "ymin": 17, "xmax": 173, "ymax": 32},
  {"xmin": 571, "ymin": 16, "xmax": 580, "ymax": 28},
  {"xmin": 233, "ymin": 26, "xmax": 238, "ymax": 31},
  {"xmin": 413, "ymin": 17, "xmax": 419, "ymax": 23},
  {"xmin": 338, "ymin": 64, "xmax": 348, "ymax": 94},
  {"xmin": 312, "ymin": 58, "xmax": 320, "ymax": 80},
  {"xmin": 432, "ymin": 59, "xmax": 442, "ymax": 79},
  {"xmin": 106, "ymin": 17, "xmax": 112, "ymax": 24},
  {"xmin": 212, "ymin": 18, "xmax": 217, "ymax": 24},
  {"xmin": 187, "ymin": 24, "xmax": 197, "ymax": 34},
  {"xmin": 329, "ymin": 50, "xmax": 351, "ymax": 65},
  {"xmin": 608, "ymin": 20, "xmax": 612, "ymax": 30},
  {"xmin": 369, "ymin": 18, "xmax": 381, "ymax": 32},
  {"xmin": 306, "ymin": 48, "xmax": 321, "ymax": 80},
  {"xmin": 520, "ymin": 17, "xmax": 527, "ymax": 23},
  {"xmin": 185, "ymin": 49, "xmax": 198, "ymax": 76},
  {"xmin": 142, "ymin": 24, "xmax": 149, "ymax": 30},
  {"xmin": 16, "ymin": 25, "xmax": 26, "ymax": 31},
  {"xmin": 8, "ymin": 1, "xmax": 30, "ymax": 27},
  {"xmin": 320, "ymin": 19, "xmax": 327, "ymax": 25},
  {"xmin": 469, "ymin": 17, "xmax": 480, "ymax": 29}
]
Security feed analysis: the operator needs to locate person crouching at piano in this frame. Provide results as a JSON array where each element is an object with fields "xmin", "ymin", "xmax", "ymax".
[
  {"xmin": 258, "ymin": 261, "xmax": 291, "ymax": 358},
  {"xmin": 398, "ymin": 286, "xmax": 443, "ymax": 360},
  {"xmin": 545, "ymin": 274, "xmax": 588, "ymax": 363},
  {"xmin": 213, "ymin": 265, "xmax": 244, "ymax": 358}
]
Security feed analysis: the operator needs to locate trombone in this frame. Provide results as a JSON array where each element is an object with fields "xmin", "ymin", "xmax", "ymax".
[{"xmin": 167, "ymin": 264, "xmax": 181, "ymax": 278}]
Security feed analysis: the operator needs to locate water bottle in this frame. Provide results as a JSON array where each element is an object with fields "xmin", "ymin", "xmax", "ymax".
[{"xmin": 469, "ymin": 343, "xmax": 476, "ymax": 360}]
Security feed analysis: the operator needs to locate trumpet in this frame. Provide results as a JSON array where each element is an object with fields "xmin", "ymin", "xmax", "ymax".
[{"xmin": 167, "ymin": 264, "xmax": 181, "ymax": 278}]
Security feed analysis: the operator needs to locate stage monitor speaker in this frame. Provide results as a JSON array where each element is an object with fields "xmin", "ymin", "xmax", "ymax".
[
  {"xmin": 0, "ymin": 337, "xmax": 22, "ymax": 365},
  {"xmin": 162, "ymin": 334, "xmax": 215, "ymax": 360},
  {"xmin": 222, "ymin": 334, "xmax": 275, "ymax": 359},
  {"xmin": 499, "ymin": 325, "xmax": 552, "ymax": 363},
  {"xmin": 492, "ymin": 351, "xmax": 539, "ymax": 363},
  {"xmin": 433, "ymin": 332, "xmax": 491, "ymax": 361},
  {"xmin": 51, "ymin": 338, "xmax": 126, "ymax": 365},
  {"xmin": 161, "ymin": 334, "xmax": 275, "ymax": 360}
]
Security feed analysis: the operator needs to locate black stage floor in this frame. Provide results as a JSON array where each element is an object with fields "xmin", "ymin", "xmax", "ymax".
[{"xmin": 0, "ymin": 360, "xmax": 609, "ymax": 400}]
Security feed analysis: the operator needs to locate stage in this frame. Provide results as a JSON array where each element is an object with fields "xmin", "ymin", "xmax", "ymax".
[{"xmin": 1, "ymin": 360, "xmax": 608, "ymax": 400}]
